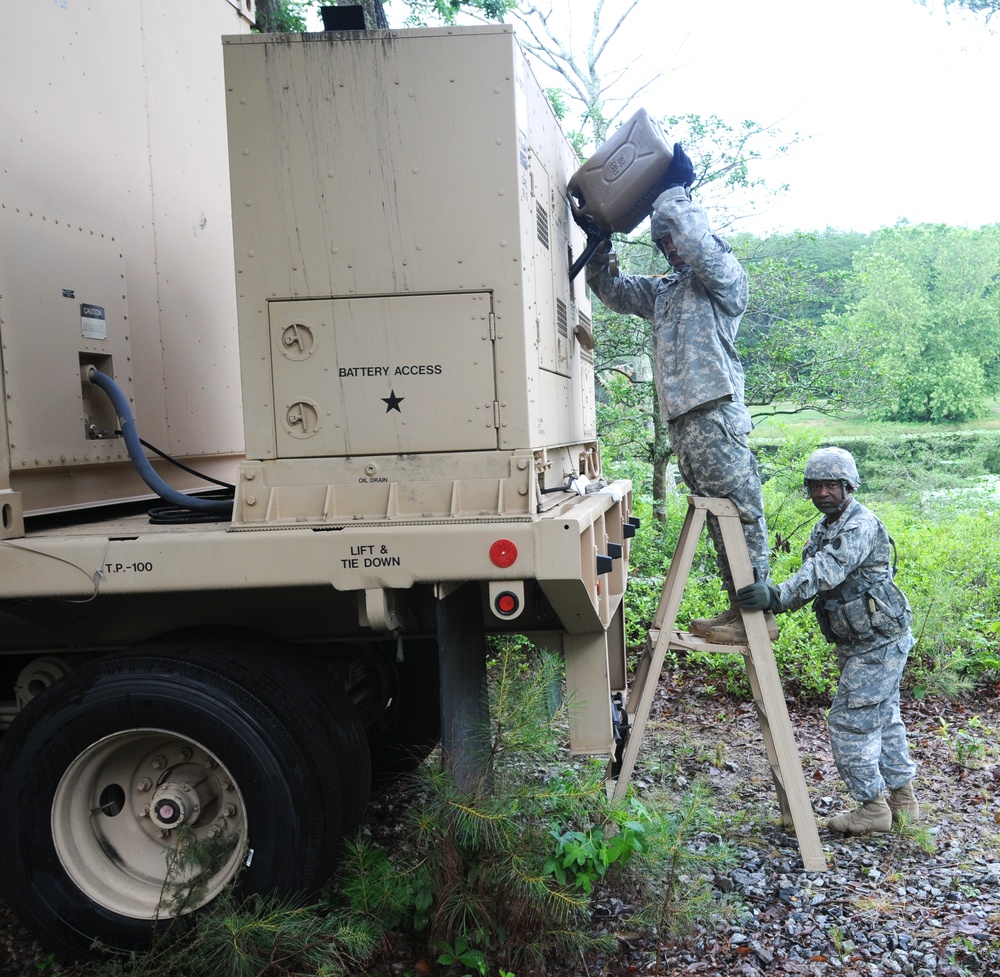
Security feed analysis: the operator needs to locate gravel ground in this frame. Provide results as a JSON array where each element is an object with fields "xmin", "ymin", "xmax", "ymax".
[
  {"xmin": 1, "ymin": 679, "xmax": 997, "ymax": 977},
  {"xmin": 583, "ymin": 680, "xmax": 1000, "ymax": 977}
]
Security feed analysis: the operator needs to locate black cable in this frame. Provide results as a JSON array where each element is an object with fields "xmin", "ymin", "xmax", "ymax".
[
  {"xmin": 138, "ymin": 437, "xmax": 236, "ymax": 491},
  {"xmin": 148, "ymin": 493, "xmax": 235, "ymax": 525}
]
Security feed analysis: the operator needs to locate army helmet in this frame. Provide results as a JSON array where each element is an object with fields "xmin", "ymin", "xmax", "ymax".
[
  {"xmin": 803, "ymin": 447, "xmax": 860, "ymax": 493},
  {"xmin": 650, "ymin": 209, "xmax": 671, "ymax": 243}
]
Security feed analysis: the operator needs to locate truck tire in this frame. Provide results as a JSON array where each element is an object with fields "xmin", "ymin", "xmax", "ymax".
[
  {"xmin": 0, "ymin": 640, "xmax": 368, "ymax": 959},
  {"xmin": 149, "ymin": 627, "xmax": 372, "ymax": 836}
]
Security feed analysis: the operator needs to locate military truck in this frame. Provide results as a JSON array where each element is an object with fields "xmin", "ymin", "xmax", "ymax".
[{"xmin": 0, "ymin": 0, "xmax": 634, "ymax": 957}]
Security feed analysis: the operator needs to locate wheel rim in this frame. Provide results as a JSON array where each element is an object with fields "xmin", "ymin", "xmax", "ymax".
[{"xmin": 51, "ymin": 728, "xmax": 247, "ymax": 920}]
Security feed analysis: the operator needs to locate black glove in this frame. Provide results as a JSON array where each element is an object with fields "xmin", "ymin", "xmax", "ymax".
[
  {"xmin": 736, "ymin": 583, "xmax": 781, "ymax": 612},
  {"xmin": 662, "ymin": 143, "xmax": 695, "ymax": 191}
]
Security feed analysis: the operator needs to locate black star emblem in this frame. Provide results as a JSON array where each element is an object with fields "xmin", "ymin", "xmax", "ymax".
[{"xmin": 382, "ymin": 390, "xmax": 404, "ymax": 413}]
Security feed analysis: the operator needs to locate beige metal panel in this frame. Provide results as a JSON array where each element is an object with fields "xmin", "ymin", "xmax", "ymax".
[
  {"xmin": 0, "ymin": 0, "xmax": 248, "ymax": 515},
  {"xmin": 224, "ymin": 27, "xmax": 596, "ymax": 460},
  {"xmin": 0, "ymin": 479, "xmax": 631, "ymax": 597},
  {"xmin": 225, "ymin": 29, "xmax": 522, "ymax": 302},
  {"xmin": 268, "ymin": 293, "xmax": 498, "ymax": 458},
  {"xmin": 0, "ymin": 206, "xmax": 133, "ymax": 472},
  {"xmin": 577, "ymin": 344, "xmax": 597, "ymax": 440},
  {"xmin": 224, "ymin": 28, "xmax": 522, "ymax": 458},
  {"xmin": 231, "ymin": 451, "xmax": 534, "ymax": 526},
  {"xmin": 138, "ymin": 1, "xmax": 246, "ymax": 457},
  {"xmin": 562, "ymin": 628, "xmax": 615, "ymax": 756},
  {"xmin": 536, "ymin": 371, "xmax": 575, "ymax": 446}
]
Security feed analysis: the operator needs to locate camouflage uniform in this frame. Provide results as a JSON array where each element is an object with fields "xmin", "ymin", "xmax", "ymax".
[
  {"xmin": 586, "ymin": 186, "xmax": 770, "ymax": 590},
  {"xmin": 776, "ymin": 496, "xmax": 917, "ymax": 801}
]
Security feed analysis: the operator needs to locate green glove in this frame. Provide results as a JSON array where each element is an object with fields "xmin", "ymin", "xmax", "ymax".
[{"xmin": 736, "ymin": 583, "xmax": 781, "ymax": 612}]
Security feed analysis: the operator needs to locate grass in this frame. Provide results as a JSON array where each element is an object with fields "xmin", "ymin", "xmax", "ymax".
[{"xmin": 750, "ymin": 399, "xmax": 1000, "ymax": 437}]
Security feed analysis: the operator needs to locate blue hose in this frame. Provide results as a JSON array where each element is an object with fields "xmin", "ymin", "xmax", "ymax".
[{"xmin": 87, "ymin": 368, "xmax": 233, "ymax": 516}]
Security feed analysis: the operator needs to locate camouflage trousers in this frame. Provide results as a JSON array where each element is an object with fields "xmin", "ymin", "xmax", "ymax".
[
  {"xmin": 668, "ymin": 400, "xmax": 770, "ymax": 591},
  {"xmin": 827, "ymin": 634, "xmax": 917, "ymax": 801}
]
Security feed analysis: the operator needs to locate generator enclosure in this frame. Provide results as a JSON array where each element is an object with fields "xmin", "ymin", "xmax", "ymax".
[
  {"xmin": 0, "ymin": 0, "xmax": 251, "ymax": 526},
  {"xmin": 223, "ymin": 27, "xmax": 602, "ymax": 527}
]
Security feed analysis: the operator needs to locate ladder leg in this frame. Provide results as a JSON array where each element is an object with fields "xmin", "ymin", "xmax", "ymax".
[
  {"xmin": 713, "ymin": 501, "xmax": 826, "ymax": 872},
  {"xmin": 611, "ymin": 503, "xmax": 707, "ymax": 799},
  {"xmin": 741, "ymin": 649, "xmax": 792, "ymax": 826}
]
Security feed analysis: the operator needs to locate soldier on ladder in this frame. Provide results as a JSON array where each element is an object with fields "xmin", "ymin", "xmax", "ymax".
[{"xmin": 585, "ymin": 142, "xmax": 777, "ymax": 645}]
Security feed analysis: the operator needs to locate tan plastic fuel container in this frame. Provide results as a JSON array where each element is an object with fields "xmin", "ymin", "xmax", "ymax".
[{"xmin": 568, "ymin": 108, "xmax": 673, "ymax": 235}]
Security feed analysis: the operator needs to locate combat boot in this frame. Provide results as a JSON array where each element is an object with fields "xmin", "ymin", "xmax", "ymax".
[
  {"xmin": 828, "ymin": 796, "xmax": 892, "ymax": 835},
  {"xmin": 688, "ymin": 604, "xmax": 740, "ymax": 637},
  {"xmin": 694, "ymin": 610, "xmax": 779, "ymax": 645},
  {"xmin": 887, "ymin": 781, "xmax": 920, "ymax": 822}
]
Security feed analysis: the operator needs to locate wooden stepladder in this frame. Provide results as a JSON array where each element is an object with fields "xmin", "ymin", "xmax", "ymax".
[{"xmin": 614, "ymin": 496, "xmax": 827, "ymax": 873}]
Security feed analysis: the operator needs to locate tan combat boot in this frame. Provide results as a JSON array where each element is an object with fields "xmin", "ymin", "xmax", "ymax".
[
  {"xmin": 887, "ymin": 781, "xmax": 920, "ymax": 822},
  {"xmin": 694, "ymin": 610, "xmax": 779, "ymax": 645},
  {"xmin": 828, "ymin": 795, "xmax": 892, "ymax": 835},
  {"xmin": 688, "ymin": 605, "xmax": 740, "ymax": 637}
]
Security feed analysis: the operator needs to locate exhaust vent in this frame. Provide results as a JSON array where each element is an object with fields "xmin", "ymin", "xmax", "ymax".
[{"xmin": 536, "ymin": 202, "xmax": 550, "ymax": 249}]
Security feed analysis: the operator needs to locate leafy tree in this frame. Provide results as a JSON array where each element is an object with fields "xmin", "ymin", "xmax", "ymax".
[
  {"xmin": 397, "ymin": 0, "xmax": 517, "ymax": 24},
  {"xmin": 735, "ymin": 246, "xmax": 880, "ymax": 417},
  {"xmin": 829, "ymin": 224, "xmax": 1000, "ymax": 422},
  {"xmin": 507, "ymin": 0, "xmax": 657, "ymax": 148},
  {"xmin": 920, "ymin": 0, "xmax": 1000, "ymax": 22},
  {"xmin": 254, "ymin": 0, "xmax": 314, "ymax": 31},
  {"xmin": 255, "ymin": 0, "xmax": 512, "ymax": 32}
]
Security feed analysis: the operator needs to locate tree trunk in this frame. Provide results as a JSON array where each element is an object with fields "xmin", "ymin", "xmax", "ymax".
[
  {"xmin": 650, "ymin": 397, "xmax": 675, "ymax": 523},
  {"xmin": 340, "ymin": 0, "xmax": 389, "ymax": 29},
  {"xmin": 253, "ymin": 0, "xmax": 284, "ymax": 32}
]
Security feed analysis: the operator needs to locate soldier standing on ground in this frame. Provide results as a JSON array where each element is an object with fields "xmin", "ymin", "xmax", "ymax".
[
  {"xmin": 585, "ymin": 142, "xmax": 775, "ymax": 644},
  {"xmin": 736, "ymin": 447, "xmax": 920, "ymax": 835}
]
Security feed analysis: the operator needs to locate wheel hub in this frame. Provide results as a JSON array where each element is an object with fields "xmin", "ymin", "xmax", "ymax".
[
  {"xmin": 149, "ymin": 781, "xmax": 203, "ymax": 831},
  {"xmin": 51, "ymin": 729, "xmax": 246, "ymax": 919}
]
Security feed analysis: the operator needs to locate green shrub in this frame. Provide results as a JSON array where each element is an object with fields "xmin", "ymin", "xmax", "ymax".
[
  {"xmin": 624, "ymin": 433, "xmax": 1000, "ymax": 700},
  {"xmin": 331, "ymin": 641, "xmax": 740, "ymax": 976}
]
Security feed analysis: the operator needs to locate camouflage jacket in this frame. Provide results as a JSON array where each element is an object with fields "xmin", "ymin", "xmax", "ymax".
[
  {"xmin": 777, "ymin": 497, "xmax": 912, "ymax": 652},
  {"xmin": 585, "ymin": 187, "xmax": 749, "ymax": 420}
]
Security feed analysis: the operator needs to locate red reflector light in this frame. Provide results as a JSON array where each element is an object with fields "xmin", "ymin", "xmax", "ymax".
[
  {"xmin": 489, "ymin": 539, "xmax": 517, "ymax": 568},
  {"xmin": 495, "ymin": 591, "xmax": 520, "ymax": 615}
]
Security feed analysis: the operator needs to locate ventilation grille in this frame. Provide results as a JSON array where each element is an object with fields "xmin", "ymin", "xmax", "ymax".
[
  {"xmin": 536, "ymin": 202, "xmax": 550, "ymax": 249},
  {"xmin": 557, "ymin": 299, "xmax": 568, "ymax": 339}
]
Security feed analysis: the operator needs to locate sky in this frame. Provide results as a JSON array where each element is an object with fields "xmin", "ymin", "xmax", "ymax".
[
  {"xmin": 642, "ymin": 0, "xmax": 1000, "ymax": 235},
  {"xmin": 308, "ymin": 0, "xmax": 1000, "ymax": 235}
]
